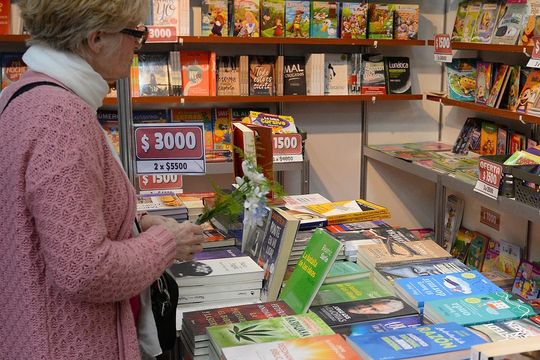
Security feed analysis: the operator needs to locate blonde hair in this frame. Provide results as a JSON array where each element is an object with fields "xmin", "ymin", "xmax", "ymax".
[{"xmin": 18, "ymin": 0, "xmax": 149, "ymax": 53}]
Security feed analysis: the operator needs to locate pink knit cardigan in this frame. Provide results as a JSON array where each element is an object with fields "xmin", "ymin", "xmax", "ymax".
[{"xmin": 0, "ymin": 72, "xmax": 177, "ymax": 359}]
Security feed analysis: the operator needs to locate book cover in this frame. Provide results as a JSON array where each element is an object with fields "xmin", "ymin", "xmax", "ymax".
[
  {"xmin": 347, "ymin": 322, "xmax": 486, "ymax": 360},
  {"xmin": 277, "ymin": 207, "xmax": 328, "ymax": 231},
  {"xmin": 470, "ymin": 335, "xmax": 540, "ymax": 359},
  {"xmin": 183, "ymin": 301, "xmax": 294, "ymax": 342},
  {"xmin": 283, "ymin": 56, "xmax": 307, "ymax": 95},
  {"xmin": 217, "ymin": 56, "xmax": 240, "ymax": 96},
  {"xmin": 451, "ymin": 1, "xmax": 469, "ymax": 41},
  {"xmin": 361, "ymin": 54, "xmax": 386, "ymax": 95},
  {"xmin": 138, "ymin": 53, "xmax": 170, "ymax": 97},
  {"xmin": 261, "ymin": 0, "xmax": 285, "ymax": 37},
  {"xmin": 450, "ymin": 227, "xmax": 476, "ymax": 262},
  {"xmin": 462, "ymin": 1, "xmax": 482, "ymax": 42},
  {"xmin": 447, "ymin": 58, "xmax": 477, "ymax": 102},
  {"xmin": 516, "ymin": 69, "xmax": 540, "ymax": 114},
  {"xmin": 312, "ymin": 278, "xmax": 391, "ymax": 306},
  {"xmin": 424, "ymin": 292, "xmax": 536, "ymax": 326},
  {"xmin": 212, "ymin": 107, "xmax": 233, "ymax": 153},
  {"xmin": 357, "ymin": 240, "xmax": 452, "ymax": 269},
  {"xmin": 480, "ymin": 121, "xmax": 498, "ymax": 155},
  {"xmin": 278, "ymin": 229, "xmax": 343, "ymax": 313},
  {"xmin": 384, "ymin": 57, "xmax": 412, "ymax": 95},
  {"xmin": 249, "ymin": 56, "xmax": 276, "ymax": 96},
  {"xmin": 499, "ymin": 240, "xmax": 522, "ymax": 277},
  {"xmin": 470, "ymin": 319, "xmax": 540, "ymax": 341},
  {"xmin": 465, "ymin": 232, "xmax": 490, "ymax": 270},
  {"xmin": 395, "ymin": 270, "xmax": 503, "ymax": 310},
  {"xmin": 505, "ymin": 65, "xmax": 522, "ymax": 111},
  {"xmin": 132, "ymin": 110, "xmax": 169, "ymax": 123},
  {"xmin": 486, "ymin": 64, "xmax": 510, "ymax": 108},
  {"xmin": 324, "ymin": 53, "xmax": 348, "ymax": 95},
  {"xmin": 511, "ymin": 260, "xmax": 540, "ymax": 301},
  {"xmin": 180, "ymin": 50, "xmax": 211, "ymax": 96},
  {"xmin": 323, "ymin": 261, "xmax": 370, "ymax": 284},
  {"xmin": 310, "ymin": 296, "xmax": 417, "ymax": 328},
  {"xmin": 376, "ymin": 258, "xmax": 470, "ymax": 283},
  {"xmin": 1, "ymin": 53, "xmax": 26, "ymax": 89},
  {"xmin": 257, "ymin": 207, "xmax": 300, "ymax": 301},
  {"xmin": 220, "ymin": 334, "xmax": 362, "ymax": 360},
  {"xmin": 152, "ymin": 0, "xmax": 180, "ymax": 32},
  {"xmin": 347, "ymin": 53, "xmax": 362, "ymax": 95},
  {"xmin": 326, "ymin": 220, "xmax": 389, "ymax": 233},
  {"xmin": 310, "ymin": 1, "xmax": 339, "ymax": 39},
  {"xmin": 178, "ymin": 288, "xmax": 260, "ymax": 304},
  {"xmin": 368, "ymin": 4, "xmax": 394, "ymax": 39},
  {"xmin": 304, "ymin": 198, "xmax": 390, "ymax": 225},
  {"xmin": 169, "ymin": 256, "xmax": 264, "ymax": 287},
  {"xmin": 442, "ymin": 194, "xmax": 464, "ymax": 252},
  {"xmin": 491, "ymin": 3, "xmax": 528, "ymax": 45},
  {"xmin": 202, "ymin": 0, "xmax": 228, "ymax": 36},
  {"xmin": 243, "ymin": 111, "xmax": 297, "ymax": 133},
  {"xmin": 519, "ymin": 0, "xmax": 540, "ymax": 46},
  {"xmin": 0, "ymin": 0, "xmax": 9, "ymax": 35},
  {"xmin": 475, "ymin": 61, "xmax": 493, "ymax": 105},
  {"xmin": 337, "ymin": 315, "xmax": 422, "ymax": 337},
  {"xmin": 393, "ymin": 4, "xmax": 419, "ymax": 40},
  {"xmin": 496, "ymin": 127, "xmax": 508, "ymax": 155},
  {"xmin": 471, "ymin": 2, "xmax": 500, "ymax": 43},
  {"xmin": 285, "ymin": 1, "xmax": 310, "ymax": 38},
  {"xmin": 171, "ymin": 108, "xmax": 213, "ymax": 153},
  {"xmin": 340, "ymin": 3, "xmax": 368, "ymax": 39},
  {"xmin": 233, "ymin": 0, "xmax": 261, "ymax": 37},
  {"xmin": 207, "ymin": 312, "xmax": 334, "ymax": 349},
  {"xmin": 194, "ymin": 247, "xmax": 243, "ymax": 261}
]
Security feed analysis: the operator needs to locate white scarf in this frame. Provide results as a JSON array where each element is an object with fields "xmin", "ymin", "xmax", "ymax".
[{"xmin": 22, "ymin": 44, "xmax": 109, "ymax": 112}]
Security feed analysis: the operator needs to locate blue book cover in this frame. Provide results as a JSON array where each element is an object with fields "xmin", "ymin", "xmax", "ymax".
[
  {"xmin": 395, "ymin": 270, "xmax": 502, "ymax": 310},
  {"xmin": 194, "ymin": 247, "xmax": 243, "ymax": 260},
  {"xmin": 337, "ymin": 315, "xmax": 422, "ymax": 337},
  {"xmin": 133, "ymin": 109, "xmax": 170, "ymax": 123},
  {"xmin": 347, "ymin": 322, "xmax": 486, "ymax": 360}
]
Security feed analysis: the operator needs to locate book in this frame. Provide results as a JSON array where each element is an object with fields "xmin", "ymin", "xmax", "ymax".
[
  {"xmin": 242, "ymin": 111, "xmax": 297, "ymax": 134},
  {"xmin": 138, "ymin": 53, "xmax": 169, "ymax": 96},
  {"xmin": 283, "ymin": 56, "xmax": 307, "ymax": 95},
  {"xmin": 486, "ymin": 64, "xmax": 510, "ymax": 108},
  {"xmin": 169, "ymin": 256, "xmax": 264, "ymax": 287},
  {"xmin": 393, "ymin": 4, "xmax": 419, "ymax": 40},
  {"xmin": 505, "ymin": 65, "xmax": 522, "ymax": 111},
  {"xmin": 180, "ymin": 50, "xmax": 212, "ymax": 96},
  {"xmin": 261, "ymin": 0, "xmax": 285, "ymax": 37},
  {"xmin": 178, "ymin": 289, "xmax": 260, "ymax": 304},
  {"xmin": 491, "ymin": 3, "xmax": 528, "ymax": 45},
  {"xmin": 278, "ymin": 229, "xmax": 343, "ymax": 313},
  {"xmin": 310, "ymin": 296, "xmax": 418, "ymax": 328},
  {"xmin": 375, "ymin": 258, "xmax": 470, "ymax": 284},
  {"xmin": 285, "ymin": 1, "xmax": 310, "ymax": 38},
  {"xmin": 323, "ymin": 260, "xmax": 370, "ymax": 284},
  {"xmin": 207, "ymin": 312, "xmax": 334, "ymax": 350},
  {"xmin": 0, "ymin": 0, "xmax": 9, "ymax": 35},
  {"xmin": 471, "ymin": 2, "xmax": 500, "ymax": 43},
  {"xmin": 178, "ymin": 280, "xmax": 263, "ymax": 297},
  {"xmin": 516, "ymin": 69, "xmax": 540, "ymax": 114},
  {"xmin": 1, "ymin": 53, "xmax": 26, "ymax": 89},
  {"xmin": 304, "ymin": 198, "xmax": 391, "ymax": 225},
  {"xmin": 201, "ymin": 0, "xmax": 229, "ymax": 37},
  {"xmin": 357, "ymin": 240, "xmax": 452, "ymax": 269},
  {"xmin": 462, "ymin": 1, "xmax": 482, "ymax": 42},
  {"xmin": 347, "ymin": 322, "xmax": 486, "ymax": 360},
  {"xmin": 395, "ymin": 270, "xmax": 503, "ymax": 311},
  {"xmin": 424, "ymin": 292, "xmax": 536, "ymax": 326},
  {"xmin": 336, "ymin": 315, "xmax": 422, "ymax": 337},
  {"xmin": 470, "ymin": 319, "xmax": 540, "ymax": 342},
  {"xmin": 511, "ymin": 260, "xmax": 540, "ymax": 301},
  {"xmin": 368, "ymin": 4, "xmax": 394, "ymax": 39},
  {"xmin": 475, "ymin": 61, "xmax": 494, "ymax": 105},
  {"xmin": 221, "ymin": 334, "xmax": 361, "ymax": 360},
  {"xmin": 470, "ymin": 335, "xmax": 540, "ymax": 359},
  {"xmin": 384, "ymin": 57, "xmax": 412, "ymax": 95},
  {"xmin": 217, "ymin": 56, "xmax": 240, "ymax": 96},
  {"xmin": 482, "ymin": 239, "xmax": 522, "ymax": 277},
  {"xmin": 311, "ymin": 278, "xmax": 391, "ymax": 306},
  {"xmin": 170, "ymin": 108, "xmax": 214, "ymax": 153},
  {"xmin": 212, "ymin": 107, "xmax": 233, "ymax": 153},
  {"xmin": 324, "ymin": 53, "xmax": 348, "ymax": 95},
  {"xmin": 451, "ymin": 1, "xmax": 469, "ymax": 41},
  {"xmin": 450, "ymin": 227, "xmax": 476, "ymax": 262},
  {"xmin": 151, "ymin": 0, "xmax": 180, "ymax": 33},
  {"xmin": 182, "ymin": 301, "xmax": 294, "ymax": 342},
  {"xmin": 348, "ymin": 53, "xmax": 362, "ymax": 94},
  {"xmin": 361, "ymin": 53, "xmax": 386, "ymax": 95},
  {"xmin": 442, "ymin": 194, "xmax": 464, "ymax": 252},
  {"xmin": 480, "ymin": 121, "xmax": 498, "ymax": 155},
  {"xmin": 340, "ymin": 3, "xmax": 368, "ymax": 39},
  {"xmin": 447, "ymin": 58, "xmax": 477, "ymax": 102},
  {"xmin": 310, "ymin": 1, "xmax": 339, "ymax": 39},
  {"xmin": 465, "ymin": 232, "xmax": 490, "ymax": 271},
  {"xmin": 233, "ymin": 0, "xmax": 261, "ymax": 37},
  {"xmin": 249, "ymin": 56, "xmax": 275, "ymax": 96},
  {"xmin": 257, "ymin": 207, "xmax": 300, "ymax": 301},
  {"xmin": 194, "ymin": 247, "xmax": 243, "ymax": 261}
]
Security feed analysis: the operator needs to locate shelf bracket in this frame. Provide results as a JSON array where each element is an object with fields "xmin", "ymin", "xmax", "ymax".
[
  {"xmin": 518, "ymin": 115, "xmax": 525, "ymax": 124},
  {"xmin": 178, "ymin": 37, "xmax": 184, "ymax": 46},
  {"xmin": 373, "ymin": 40, "xmax": 378, "ymax": 49},
  {"xmin": 523, "ymin": 47, "xmax": 531, "ymax": 57},
  {"xmin": 179, "ymin": 97, "xmax": 185, "ymax": 106},
  {"xmin": 371, "ymin": 96, "xmax": 376, "ymax": 104}
]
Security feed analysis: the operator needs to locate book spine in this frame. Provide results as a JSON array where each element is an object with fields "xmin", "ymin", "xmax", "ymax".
[
  {"xmin": 326, "ymin": 211, "xmax": 390, "ymax": 225},
  {"xmin": 178, "ymin": 289, "xmax": 261, "ymax": 304}
]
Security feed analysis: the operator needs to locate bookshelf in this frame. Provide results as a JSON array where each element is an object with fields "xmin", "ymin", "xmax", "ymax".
[{"xmin": 427, "ymin": 39, "xmax": 533, "ymax": 54}]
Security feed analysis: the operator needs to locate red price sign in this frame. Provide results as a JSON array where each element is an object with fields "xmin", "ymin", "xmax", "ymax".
[
  {"xmin": 272, "ymin": 133, "xmax": 303, "ymax": 163},
  {"xmin": 474, "ymin": 159, "xmax": 503, "ymax": 200},
  {"xmin": 527, "ymin": 37, "xmax": 540, "ymax": 68},
  {"xmin": 434, "ymin": 34, "xmax": 453, "ymax": 63},
  {"xmin": 146, "ymin": 25, "xmax": 177, "ymax": 43},
  {"xmin": 138, "ymin": 174, "xmax": 183, "ymax": 191},
  {"xmin": 480, "ymin": 206, "xmax": 500, "ymax": 231},
  {"xmin": 134, "ymin": 124, "xmax": 206, "ymax": 175}
]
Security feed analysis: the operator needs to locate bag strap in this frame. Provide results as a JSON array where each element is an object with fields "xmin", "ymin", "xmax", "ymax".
[{"xmin": 1, "ymin": 81, "xmax": 67, "ymax": 114}]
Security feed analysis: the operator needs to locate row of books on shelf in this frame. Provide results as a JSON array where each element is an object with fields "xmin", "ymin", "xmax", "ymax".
[
  {"xmin": 129, "ymin": 51, "xmax": 412, "ymax": 97},
  {"xmin": 194, "ymin": 1, "xmax": 419, "ymax": 40},
  {"xmin": 164, "ymin": 192, "xmax": 540, "ymax": 359},
  {"xmin": 451, "ymin": 0, "xmax": 540, "ymax": 46}
]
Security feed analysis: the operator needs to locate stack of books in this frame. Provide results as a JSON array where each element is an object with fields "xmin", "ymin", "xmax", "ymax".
[{"xmin": 136, "ymin": 193, "xmax": 188, "ymax": 222}]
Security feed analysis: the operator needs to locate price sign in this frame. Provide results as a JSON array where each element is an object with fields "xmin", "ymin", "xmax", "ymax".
[
  {"xmin": 527, "ymin": 37, "xmax": 540, "ymax": 68},
  {"xmin": 272, "ymin": 133, "xmax": 303, "ymax": 163},
  {"xmin": 138, "ymin": 174, "xmax": 183, "ymax": 191},
  {"xmin": 135, "ymin": 124, "xmax": 206, "ymax": 175},
  {"xmin": 480, "ymin": 206, "xmax": 500, "ymax": 231},
  {"xmin": 146, "ymin": 25, "xmax": 177, "ymax": 43},
  {"xmin": 434, "ymin": 34, "xmax": 453, "ymax": 63},
  {"xmin": 473, "ymin": 159, "xmax": 503, "ymax": 200}
]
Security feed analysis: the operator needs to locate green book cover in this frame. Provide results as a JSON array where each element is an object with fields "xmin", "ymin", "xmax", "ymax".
[
  {"xmin": 324, "ymin": 261, "xmax": 370, "ymax": 284},
  {"xmin": 425, "ymin": 292, "xmax": 536, "ymax": 327},
  {"xmin": 207, "ymin": 312, "xmax": 333, "ymax": 350},
  {"xmin": 312, "ymin": 278, "xmax": 391, "ymax": 306},
  {"xmin": 278, "ymin": 229, "xmax": 343, "ymax": 313}
]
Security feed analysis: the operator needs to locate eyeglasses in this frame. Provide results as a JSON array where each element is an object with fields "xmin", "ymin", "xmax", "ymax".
[{"xmin": 119, "ymin": 25, "xmax": 148, "ymax": 46}]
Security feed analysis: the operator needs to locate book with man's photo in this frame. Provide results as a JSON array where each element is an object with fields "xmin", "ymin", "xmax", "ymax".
[{"xmin": 169, "ymin": 256, "xmax": 264, "ymax": 287}]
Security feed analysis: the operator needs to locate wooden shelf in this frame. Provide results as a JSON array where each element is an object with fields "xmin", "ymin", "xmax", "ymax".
[
  {"xmin": 177, "ymin": 36, "xmax": 426, "ymax": 47},
  {"xmin": 425, "ymin": 94, "xmax": 540, "ymax": 125},
  {"xmin": 125, "ymin": 94, "xmax": 423, "ymax": 105},
  {"xmin": 427, "ymin": 40, "xmax": 532, "ymax": 54},
  {"xmin": 0, "ymin": 34, "xmax": 29, "ymax": 43}
]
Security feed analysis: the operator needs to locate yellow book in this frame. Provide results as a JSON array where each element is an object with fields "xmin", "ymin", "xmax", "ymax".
[{"xmin": 305, "ymin": 199, "xmax": 390, "ymax": 225}]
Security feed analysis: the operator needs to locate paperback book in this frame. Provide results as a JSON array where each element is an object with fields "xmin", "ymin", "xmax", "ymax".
[
  {"xmin": 260, "ymin": 0, "xmax": 285, "ymax": 37},
  {"xmin": 394, "ymin": 4, "xmax": 419, "ymax": 40},
  {"xmin": 311, "ymin": 278, "xmax": 391, "ymax": 306},
  {"xmin": 310, "ymin": 1, "xmax": 339, "ymax": 39},
  {"xmin": 285, "ymin": 1, "xmax": 310, "ymax": 38},
  {"xmin": 470, "ymin": 318, "xmax": 540, "ymax": 341},
  {"xmin": 384, "ymin": 57, "xmax": 411, "ymax": 95},
  {"xmin": 323, "ymin": 261, "xmax": 370, "ymax": 284},
  {"xmin": 336, "ymin": 315, "xmax": 422, "ymax": 337},
  {"xmin": 340, "ymin": 3, "xmax": 368, "ymax": 39},
  {"xmin": 283, "ymin": 56, "xmax": 306, "ymax": 95},
  {"xmin": 447, "ymin": 58, "xmax": 477, "ymax": 102},
  {"xmin": 368, "ymin": 4, "xmax": 394, "ymax": 39}
]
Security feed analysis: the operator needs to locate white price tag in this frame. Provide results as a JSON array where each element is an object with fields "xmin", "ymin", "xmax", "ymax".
[
  {"xmin": 473, "ymin": 180, "xmax": 499, "ymax": 200},
  {"xmin": 527, "ymin": 58, "xmax": 540, "ymax": 69},
  {"xmin": 434, "ymin": 54, "xmax": 453, "ymax": 63}
]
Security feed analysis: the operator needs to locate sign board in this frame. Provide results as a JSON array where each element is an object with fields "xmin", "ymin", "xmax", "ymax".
[
  {"xmin": 138, "ymin": 174, "xmax": 183, "ymax": 191},
  {"xmin": 146, "ymin": 25, "xmax": 177, "ymax": 43},
  {"xmin": 434, "ymin": 34, "xmax": 453, "ymax": 63},
  {"xmin": 474, "ymin": 158, "xmax": 503, "ymax": 200},
  {"xmin": 273, "ymin": 133, "xmax": 303, "ymax": 163},
  {"xmin": 480, "ymin": 206, "xmax": 501, "ymax": 231},
  {"xmin": 527, "ymin": 36, "xmax": 540, "ymax": 68}
]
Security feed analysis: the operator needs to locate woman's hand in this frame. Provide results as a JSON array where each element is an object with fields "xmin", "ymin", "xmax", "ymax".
[
  {"xmin": 159, "ymin": 217, "xmax": 205, "ymax": 261},
  {"xmin": 139, "ymin": 214, "xmax": 169, "ymax": 231}
]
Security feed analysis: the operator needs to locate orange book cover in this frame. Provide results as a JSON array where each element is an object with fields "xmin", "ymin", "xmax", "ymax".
[
  {"xmin": 0, "ymin": 0, "xmax": 10, "ymax": 35},
  {"xmin": 180, "ymin": 50, "xmax": 211, "ymax": 96},
  {"xmin": 170, "ymin": 108, "xmax": 214, "ymax": 152}
]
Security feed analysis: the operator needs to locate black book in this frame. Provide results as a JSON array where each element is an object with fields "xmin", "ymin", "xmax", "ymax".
[
  {"xmin": 384, "ymin": 57, "xmax": 411, "ymax": 94},
  {"xmin": 283, "ymin": 56, "xmax": 306, "ymax": 95}
]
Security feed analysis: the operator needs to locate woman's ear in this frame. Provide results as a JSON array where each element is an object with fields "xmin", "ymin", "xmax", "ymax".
[{"xmin": 86, "ymin": 30, "xmax": 104, "ymax": 55}]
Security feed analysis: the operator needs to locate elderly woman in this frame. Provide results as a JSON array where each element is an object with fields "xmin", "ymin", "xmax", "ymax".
[{"xmin": 0, "ymin": 1, "xmax": 204, "ymax": 359}]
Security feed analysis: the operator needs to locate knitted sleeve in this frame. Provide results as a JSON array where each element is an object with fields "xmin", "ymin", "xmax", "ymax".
[{"xmin": 24, "ymin": 98, "xmax": 177, "ymax": 303}]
